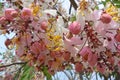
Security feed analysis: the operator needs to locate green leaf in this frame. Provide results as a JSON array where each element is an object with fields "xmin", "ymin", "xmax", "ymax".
[
  {"xmin": 70, "ymin": 16, "xmax": 76, "ymax": 22},
  {"xmin": 42, "ymin": 66, "xmax": 52, "ymax": 80},
  {"xmin": 0, "ymin": 3, "xmax": 2, "ymax": 10},
  {"xmin": 111, "ymin": 0, "xmax": 120, "ymax": 8},
  {"xmin": 106, "ymin": 0, "xmax": 110, "ymax": 2},
  {"xmin": 115, "ymin": 4, "xmax": 120, "ymax": 8},
  {"xmin": 20, "ymin": 65, "xmax": 34, "ymax": 80},
  {"xmin": 94, "ymin": 5, "xmax": 99, "ymax": 10}
]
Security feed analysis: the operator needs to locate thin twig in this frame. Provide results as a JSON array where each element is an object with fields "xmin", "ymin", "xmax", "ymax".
[
  {"xmin": 44, "ymin": 2, "xmax": 68, "ymax": 22},
  {"xmin": 79, "ymin": 72, "xmax": 83, "ymax": 80},
  {"xmin": 14, "ymin": 63, "xmax": 27, "ymax": 80},
  {"xmin": 69, "ymin": 3, "xmax": 72, "ymax": 14},
  {"xmin": 69, "ymin": 0, "xmax": 78, "ymax": 10},
  {"xmin": 0, "ymin": 62, "xmax": 26, "ymax": 68}
]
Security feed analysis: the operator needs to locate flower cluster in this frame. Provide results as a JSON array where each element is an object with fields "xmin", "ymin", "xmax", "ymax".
[{"xmin": 0, "ymin": 0, "xmax": 120, "ymax": 76}]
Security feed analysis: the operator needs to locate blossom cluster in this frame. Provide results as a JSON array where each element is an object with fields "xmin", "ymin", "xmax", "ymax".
[{"xmin": 0, "ymin": 0, "xmax": 120, "ymax": 75}]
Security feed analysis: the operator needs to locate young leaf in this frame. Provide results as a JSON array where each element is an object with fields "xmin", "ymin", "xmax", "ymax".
[
  {"xmin": 42, "ymin": 66, "xmax": 52, "ymax": 80},
  {"xmin": 20, "ymin": 65, "xmax": 34, "ymax": 80}
]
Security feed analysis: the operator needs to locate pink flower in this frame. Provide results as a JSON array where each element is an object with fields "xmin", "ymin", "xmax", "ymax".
[
  {"xmin": 115, "ymin": 33, "xmax": 120, "ymax": 42},
  {"xmin": 79, "ymin": 46, "xmax": 92, "ymax": 61},
  {"xmin": 79, "ymin": 46, "xmax": 97, "ymax": 66},
  {"xmin": 70, "ymin": 36, "xmax": 83, "ymax": 45},
  {"xmin": 30, "ymin": 42, "xmax": 42, "ymax": 55},
  {"xmin": 63, "ymin": 36, "xmax": 78, "ymax": 55},
  {"xmin": 93, "ymin": 10, "xmax": 118, "ymax": 36},
  {"xmin": 40, "ymin": 21, "xmax": 48, "ymax": 30},
  {"xmin": 63, "ymin": 51, "xmax": 71, "ymax": 61},
  {"xmin": 108, "ymin": 57, "xmax": 114, "ymax": 65},
  {"xmin": 16, "ymin": 45, "xmax": 25, "ymax": 57},
  {"xmin": 117, "ymin": 44, "xmax": 120, "ymax": 50},
  {"xmin": 117, "ymin": 45, "xmax": 120, "ymax": 54},
  {"xmin": 11, "ymin": 10, "xmax": 18, "ymax": 18},
  {"xmin": 100, "ymin": 13, "xmax": 112, "ymax": 24},
  {"xmin": 97, "ymin": 64, "xmax": 105, "ymax": 74},
  {"xmin": 88, "ymin": 53, "xmax": 98, "ymax": 67},
  {"xmin": 103, "ymin": 33, "xmax": 116, "ymax": 51},
  {"xmin": 5, "ymin": 8, "xmax": 17, "ymax": 20},
  {"xmin": 21, "ymin": 8, "xmax": 32, "ymax": 20},
  {"xmin": 68, "ymin": 21, "xmax": 81, "ymax": 34},
  {"xmin": 37, "ymin": 54, "xmax": 46, "ymax": 65},
  {"xmin": 30, "ymin": 41, "xmax": 46, "ymax": 55},
  {"xmin": 4, "ymin": 73, "xmax": 13, "ymax": 80},
  {"xmin": 50, "ymin": 51, "xmax": 63, "ymax": 60},
  {"xmin": 75, "ymin": 62, "xmax": 83, "ymax": 72},
  {"xmin": 19, "ymin": 33, "xmax": 32, "ymax": 46},
  {"xmin": 0, "ymin": 16, "xmax": 6, "ymax": 24}
]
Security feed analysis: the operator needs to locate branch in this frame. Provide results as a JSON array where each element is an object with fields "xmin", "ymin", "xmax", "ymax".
[
  {"xmin": 69, "ymin": 3, "xmax": 72, "ymax": 14},
  {"xmin": 69, "ymin": 0, "xmax": 78, "ymax": 10},
  {"xmin": 0, "ymin": 62, "xmax": 26, "ymax": 68}
]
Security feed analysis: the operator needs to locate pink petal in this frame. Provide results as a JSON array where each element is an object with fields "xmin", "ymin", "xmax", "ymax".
[
  {"xmin": 88, "ymin": 53, "xmax": 97, "ymax": 67},
  {"xmin": 70, "ymin": 36, "xmax": 83, "ymax": 45}
]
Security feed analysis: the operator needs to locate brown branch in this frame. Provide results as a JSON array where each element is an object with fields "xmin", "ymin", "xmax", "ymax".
[
  {"xmin": 69, "ymin": 3, "xmax": 72, "ymax": 14},
  {"xmin": 0, "ymin": 62, "xmax": 26, "ymax": 68},
  {"xmin": 69, "ymin": 0, "xmax": 78, "ymax": 10}
]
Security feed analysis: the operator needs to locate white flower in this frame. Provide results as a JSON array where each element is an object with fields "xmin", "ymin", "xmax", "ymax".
[{"xmin": 43, "ymin": 9, "xmax": 57, "ymax": 17}]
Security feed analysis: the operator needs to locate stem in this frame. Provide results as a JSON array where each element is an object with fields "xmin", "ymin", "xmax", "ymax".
[
  {"xmin": 69, "ymin": 0, "xmax": 78, "ymax": 10},
  {"xmin": 44, "ymin": 2, "xmax": 68, "ymax": 22},
  {"xmin": 96, "ymin": 72, "xmax": 98, "ymax": 80},
  {"xmin": 14, "ymin": 63, "xmax": 27, "ymax": 80},
  {"xmin": 79, "ymin": 72, "xmax": 83, "ymax": 80},
  {"xmin": 103, "ymin": 75, "xmax": 108, "ymax": 80},
  {"xmin": 0, "ymin": 62, "xmax": 26, "ymax": 68},
  {"xmin": 69, "ymin": 3, "xmax": 72, "ymax": 14}
]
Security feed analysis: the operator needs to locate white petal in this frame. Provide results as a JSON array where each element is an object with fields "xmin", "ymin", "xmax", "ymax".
[
  {"xmin": 56, "ymin": 16, "xmax": 68, "ymax": 35},
  {"xmin": 43, "ymin": 9, "xmax": 57, "ymax": 16}
]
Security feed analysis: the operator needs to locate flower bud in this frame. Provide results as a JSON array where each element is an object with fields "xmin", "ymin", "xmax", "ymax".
[
  {"xmin": 75, "ymin": 62, "xmax": 83, "ymax": 72},
  {"xmin": 100, "ymin": 13, "xmax": 112, "ymax": 24},
  {"xmin": 41, "ymin": 21, "xmax": 48, "ymax": 30},
  {"xmin": 11, "ymin": 11, "xmax": 18, "ymax": 18},
  {"xmin": 115, "ymin": 33, "xmax": 120, "ymax": 42},
  {"xmin": 21, "ymin": 8, "xmax": 32, "ymax": 20},
  {"xmin": 0, "ymin": 17, "xmax": 6, "ymax": 24},
  {"xmin": 68, "ymin": 21, "xmax": 81, "ymax": 34},
  {"xmin": 5, "ymin": 8, "xmax": 16, "ymax": 20}
]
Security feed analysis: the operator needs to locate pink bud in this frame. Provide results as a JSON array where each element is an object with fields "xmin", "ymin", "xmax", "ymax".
[
  {"xmin": 5, "ymin": 8, "xmax": 16, "ymax": 20},
  {"xmin": 100, "ymin": 13, "xmax": 112, "ymax": 24},
  {"xmin": 75, "ymin": 62, "xmax": 83, "ymax": 72},
  {"xmin": 0, "ymin": 17, "xmax": 6, "ymax": 24},
  {"xmin": 11, "ymin": 11, "xmax": 18, "ymax": 18},
  {"xmin": 68, "ymin": 21, "xmax": 81, "ymax": 34},
  {"xmin": 115, "ymin": 33, "xmax": 120, "ymax": 42},
  {"xmin": 117, "ymin": 44, "xmax": 120, "ymax": 50},
  {"xmin": 21, "ymin": 8, "xmax": 32, "ymax": 20},
  {"xmin": 96, "ymin": 64, "xmax": 105, "ymax": 73},
  {"xmin": 41, "ymin": 21, "xmax": 48, "ymax": 30},
  {"xmin": 63, "ymin": 51, "xmax": 70, "ymax": 61},
  {"xmin": 37, "ymin": 54, "xmax": 46, "ymax": 64}
]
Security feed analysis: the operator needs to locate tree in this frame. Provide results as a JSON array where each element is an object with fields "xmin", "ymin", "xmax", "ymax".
[{"xmin": 0, "ymin": 0, "xmax": 120, "ymax": 80}]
